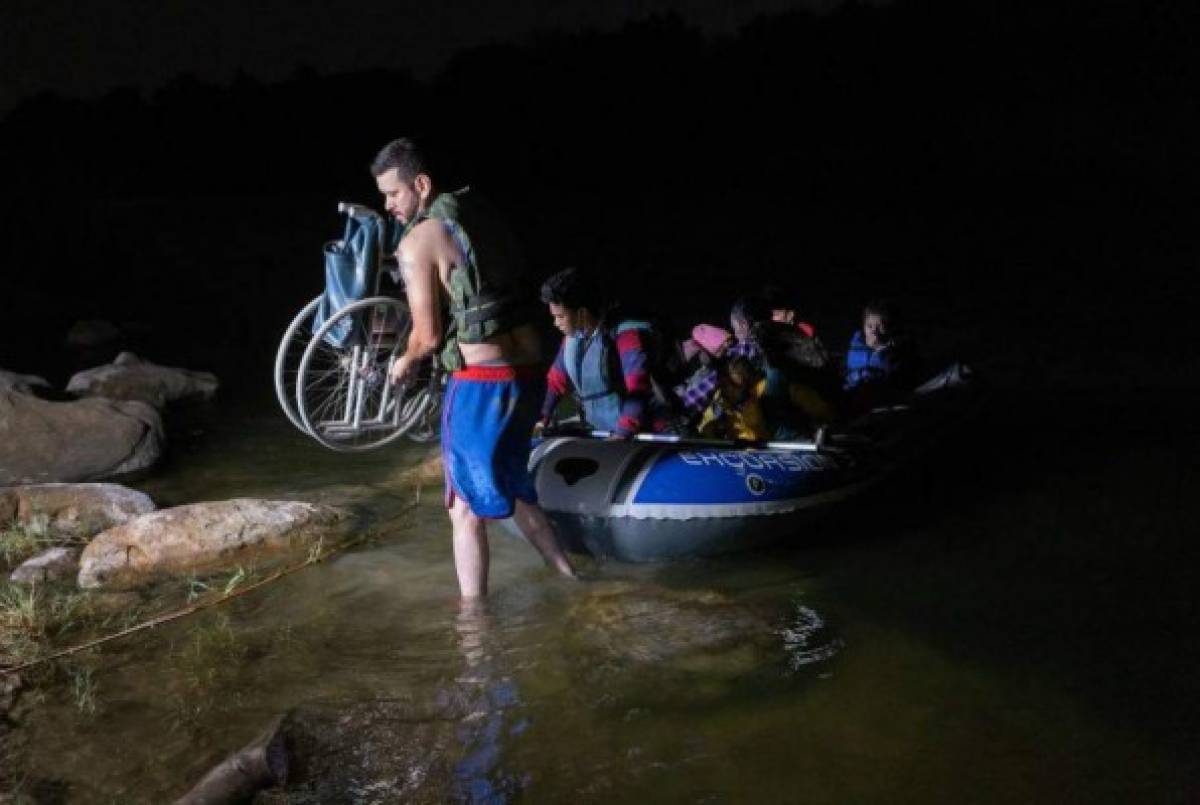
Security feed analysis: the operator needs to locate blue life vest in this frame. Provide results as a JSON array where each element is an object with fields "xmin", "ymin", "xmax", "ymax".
[
  {"xmin": 845, "ymin": 330, "xmax": 901, "ymax": 389},
  {"xmin": 562, "ymin": 320, "xmax": 652, "ymax": 432}
]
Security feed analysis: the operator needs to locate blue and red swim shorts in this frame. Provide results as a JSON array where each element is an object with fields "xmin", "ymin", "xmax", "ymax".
[{"xmin": 441, "ymin": 364, "xmax": 542, "ymax": 519}]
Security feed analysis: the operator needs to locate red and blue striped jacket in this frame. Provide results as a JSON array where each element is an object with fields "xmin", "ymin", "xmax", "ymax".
[{"xmin": 542, "ymin": 324, "xmax": 670, "ymax": 437}]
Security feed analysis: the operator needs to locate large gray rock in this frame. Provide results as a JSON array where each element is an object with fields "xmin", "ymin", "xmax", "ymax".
[
  {"xmin": 0, "ymin": 370, "xmax": 50, "ymax": 395},
  {"xmin": 0, "ymin": 483, "xmax": 156, "ymax": 540},
  {"xmin": 0, "ymin": 392, "xmax": 163, "ymax": 484},
  {"xmin": 77, "ymin": 499, "xmax": 351, "ymax": 590},
  {"xmin": 66, "ymin": 351, "xmax": 218, "ymax": 407},
  {"xmin": 10, "ymin": 547, "xmax": 80, "ymax": 585}
]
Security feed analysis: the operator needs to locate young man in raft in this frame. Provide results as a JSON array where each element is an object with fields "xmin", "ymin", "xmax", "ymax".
[{"xmin": 374, "ymin": 137, "xmax": 576, "ymax": 597}]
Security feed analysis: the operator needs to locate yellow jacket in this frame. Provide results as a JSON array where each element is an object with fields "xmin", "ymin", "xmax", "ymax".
[{"xmin": 698, "ymin": 379, "xmax": 770, "ymax": 441}]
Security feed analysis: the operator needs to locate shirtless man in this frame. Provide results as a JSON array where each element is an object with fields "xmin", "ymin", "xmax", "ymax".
[{"xmin": 372, "ymin": 138, "xmax": 576, "ymax": 597}]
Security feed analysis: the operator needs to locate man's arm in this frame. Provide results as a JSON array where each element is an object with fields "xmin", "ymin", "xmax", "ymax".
[
  {"xmin": 613, "ymin": 327, "xmax": 654, "ymax": 437},
  {"xmin": 389, "ymin": 224, "xmax": 445, "ymax": 385},
  {"xmin": 539, "ymin": 338, "xmax": 572, "ymax": 425}
]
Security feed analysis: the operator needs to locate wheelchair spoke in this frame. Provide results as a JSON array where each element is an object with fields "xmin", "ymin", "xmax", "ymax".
[{"xmin": 296, "ymin": 297, "xmax": 440, "ymax": 451}]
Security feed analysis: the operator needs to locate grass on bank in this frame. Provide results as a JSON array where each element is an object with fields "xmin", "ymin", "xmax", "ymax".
[
  {"xmin": 1, "ymin": 561, "xmax": 260, "ymax": 667},
  {"xmin": 0, "ymin": 515, "xmax": 89, "ymax": 569},
  {"xmin": 1, "ymin": 516, "xmax": 91, "ymax": 668},
  {"xmin": 0, "ymin": 582, "xmax": 87, "ymax": 667},
  {"xmin": 0, "ymin": 517, "xmax": 50, "ymax": 569}
]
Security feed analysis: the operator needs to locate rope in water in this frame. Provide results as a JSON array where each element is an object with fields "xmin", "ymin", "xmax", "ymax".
[{"xmin": 0, "ymin": 522, "xmax": 393, "ymax": 676}]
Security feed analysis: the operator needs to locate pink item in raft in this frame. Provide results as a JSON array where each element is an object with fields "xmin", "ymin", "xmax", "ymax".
[{"xmin": 691, "ymin": 324, "xmax": 733, "ymax": 357}]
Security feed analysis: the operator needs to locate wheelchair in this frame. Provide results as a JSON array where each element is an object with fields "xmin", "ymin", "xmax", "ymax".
[{"xmin": 274, "ymin": 203, "xmax": 444, "ymax": 451}]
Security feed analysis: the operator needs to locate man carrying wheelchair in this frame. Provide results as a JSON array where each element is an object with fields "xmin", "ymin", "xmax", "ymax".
[{"xmin": 372, "ymin": 138, "xmax": 577, "ymax": 598}]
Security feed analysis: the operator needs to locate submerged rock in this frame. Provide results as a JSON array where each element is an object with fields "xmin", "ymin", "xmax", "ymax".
[
  {"xmin": 77, "ymin": 499, "xmax": 351, "ymax": 590},
  {"xmin": 560, "ymin": 582, "xmax": 844, "ymax": 704},
  {"xmin": 66, "ymin": 351, "xmax": 218, "ymax": 407},
  {"xmin": 0, "ymin": 483, "xmax": 156, "ymax": 541},
  {"xmin": 10, "ymin": 547, "xmax": 80, "ymax": 585},
  {"xmin": 176, "ymin": 715, "xmax": 288, "ymax": 804},
  {"xmin": 567, "ymin": 583, "xmax": 769, "ymax": 664},
  {"xmin": 186, "ymin": 604, "xmax": 523, "ymax": 803},
  {"xmin": 0, "ymin": 392, "xmax": 164, "ymax": 484},
  {"xmin": 0, "ymin": 369, "xmax": 50, "ymax": 395},
  {"xmin": 249, "ymin": 697, "xmax": 472, "ymax": 804}
]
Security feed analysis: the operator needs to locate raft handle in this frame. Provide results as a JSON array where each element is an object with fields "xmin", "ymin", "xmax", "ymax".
[{"xmin": 583, "ymin": 430, "xmax": 822, "ymax": 453}]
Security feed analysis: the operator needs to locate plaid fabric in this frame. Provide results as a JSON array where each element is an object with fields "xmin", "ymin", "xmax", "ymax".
[
  {"xmin": 728, "ymin": 336, "xmax": 763, "ymax": 364},
  {"xmin": 674, "ymin": 336, "xmax": 765, "ymax": 417},
  {"xmin": 677, "ymin": 366, "xmax": 719, "ymax": 416}
]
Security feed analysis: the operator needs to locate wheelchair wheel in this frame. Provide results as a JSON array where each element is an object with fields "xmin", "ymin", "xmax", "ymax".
[
  {"xmin": 274, "ymin": 295, "xmax": 322, "ymax": 434},
  {"xmin": 402, "ymin": 372, "xmax": 446, "ymax": 443},
  {"xmin": 296, "ymin": 296, "xmax": 434, "ymax": 451}
]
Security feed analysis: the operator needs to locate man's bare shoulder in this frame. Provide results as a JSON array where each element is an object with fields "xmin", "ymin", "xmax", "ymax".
[{"xmin": 399, "ymin": 218, "xmax": 455, "ymax": 261}]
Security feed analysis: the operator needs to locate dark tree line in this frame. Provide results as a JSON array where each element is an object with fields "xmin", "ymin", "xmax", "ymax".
[{"xmin": 1, "ymin": 0, "xmax": 1193, "ymax": 386}]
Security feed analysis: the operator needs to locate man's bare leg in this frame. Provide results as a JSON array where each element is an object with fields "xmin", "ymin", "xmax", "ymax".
[
  {"xmin": 449, "ymin": 496, "xmax": 489, "ymax": 598},
  {"xmin": 511, "ymin": 499, "xmax": 577, "ymax": 579}
]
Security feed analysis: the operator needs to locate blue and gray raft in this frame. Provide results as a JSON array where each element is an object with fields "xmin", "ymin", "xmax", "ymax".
[{"xmin": 512, "ymin": 363, "xmax": 979, "ymax": 562}]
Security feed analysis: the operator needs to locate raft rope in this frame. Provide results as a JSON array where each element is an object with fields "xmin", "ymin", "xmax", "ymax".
[{"xmin": 0, "ymin": 500, "xmax": 415, "ymax": 676}]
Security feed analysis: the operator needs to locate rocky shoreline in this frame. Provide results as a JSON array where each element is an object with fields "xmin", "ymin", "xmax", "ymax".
[{"xmin": 1, "ymin": 344, "xmax": 448, "ymax": 801}]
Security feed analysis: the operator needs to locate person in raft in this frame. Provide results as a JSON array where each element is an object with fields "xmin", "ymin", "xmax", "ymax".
[
  {"xmin": 843, "ymin": 298, "xmax": 922, "ymax": 414},
  {"xmin": 537, "ymin": 267, "xmax": 673, "ymax": 438},
  {"xmin": 374, "ymin": 137, "xmax": 576, "ymax": 597}
]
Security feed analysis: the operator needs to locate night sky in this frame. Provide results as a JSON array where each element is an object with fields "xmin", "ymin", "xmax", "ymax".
[
  {"xmin": 1, "ymin": 0, "xmax": 884, "ymax": 114},
  {"xmin": 0, "ymin": 0, "xmax": 1194, "ymax": 390}
]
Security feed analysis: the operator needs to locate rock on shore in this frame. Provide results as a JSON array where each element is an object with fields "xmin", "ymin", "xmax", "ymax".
[
  {"xmin": 66, "ymin": 351, "xmax": 218, "ymax": 407},
  {"xmin": 0, "ymin": 483, "xmax": 156, "ymax": 540},
  {"xmin": 0, "ymin": 392, "xmax": 164, "ymax": 484},
  {"xmin": 77, "ymin": 499, "xmax": 351, "ymax": 590},
  {"xmin": 0, "ymin": 370, "xmax": 50, "ymax": 395},
  {"xmin": 10, "ymin": 547, "xmax": 80, "ymax": 585}
]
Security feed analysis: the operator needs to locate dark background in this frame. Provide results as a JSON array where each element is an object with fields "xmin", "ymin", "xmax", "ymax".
[
  {"xmin": 1, "ymin": 0, "xmax": 1196, "ymax": 397},
  {"xmin": 3, "ymin": 3, "xmax": 1199, "ymax": 790}
]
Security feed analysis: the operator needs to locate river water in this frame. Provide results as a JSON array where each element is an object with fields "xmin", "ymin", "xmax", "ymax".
[{"xmin": 11, "ymin": 387, "xmax": 1199, "ymax": 803}]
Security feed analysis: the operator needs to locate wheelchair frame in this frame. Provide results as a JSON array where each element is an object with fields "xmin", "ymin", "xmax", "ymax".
[{"xmin": 274, "ymin": 203, "xmax": 444, "ymax": 451}]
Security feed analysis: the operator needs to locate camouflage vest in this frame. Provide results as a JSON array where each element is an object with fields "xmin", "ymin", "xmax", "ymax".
[{"xmin": 404, "ymin": 188, "xmax": 530, "ymax": 370}]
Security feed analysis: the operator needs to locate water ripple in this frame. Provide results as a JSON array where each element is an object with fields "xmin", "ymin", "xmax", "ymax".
[{"xmin": 778, "ymin": 603, "xmax": 844, "ymax": 671}]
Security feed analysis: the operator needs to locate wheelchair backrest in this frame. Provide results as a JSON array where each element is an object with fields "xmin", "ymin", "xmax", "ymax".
[{"xmin": 315, "ymin": 204, "xmax": 402, "ymax": 348}]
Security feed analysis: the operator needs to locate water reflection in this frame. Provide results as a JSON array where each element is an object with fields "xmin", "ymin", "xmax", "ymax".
[
  {"xmin": 779, "ymin": 602, "xmax": 844, "ymax": 672},
  {"xmin": 450, "ymin": 600, "xmax": 526, "ymax": 803},
  {"xmin": 8, "ymin": 400, "xmax": 1186, "ymax": 802}
]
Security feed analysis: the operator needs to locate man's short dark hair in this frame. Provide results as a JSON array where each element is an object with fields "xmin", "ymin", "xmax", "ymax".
[
  {"xmin": 540, "ymin": 267, "xmax": 603, "ymax": 312},
  {"xmin": 370, "ymin": 137, "xmax": 433, "ymax": 181}
]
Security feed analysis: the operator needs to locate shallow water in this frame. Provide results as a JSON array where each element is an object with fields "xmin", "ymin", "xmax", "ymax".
[{"xmin": 10, "ymin": 392, "xmax": 1199, "ymax": 803}]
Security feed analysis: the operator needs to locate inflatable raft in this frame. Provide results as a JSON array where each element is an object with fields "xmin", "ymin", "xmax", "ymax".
[{"xmin": 514, "ymin": 364, "xmax": 980, "ymax": 561}]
